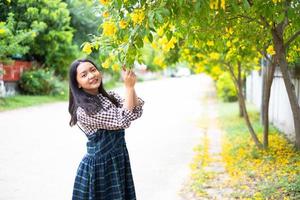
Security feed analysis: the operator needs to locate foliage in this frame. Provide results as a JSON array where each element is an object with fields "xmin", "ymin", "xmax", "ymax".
[
  {"xmin": 219, "ymin": 102, "xmax": 300, "ymax": 199},
  {"xmin": 0, "ymin": 0, "xmax": 78, "ymax": 78},
  {"xmin": 19, "ymin": 67, "xmax": 65, "ymax": 96},
  {"xmin": 81, "ymin": 0, "xmax": 182, "ymax": 70},
  {"xmin": 65, "ymin": 0, "xmax": 101, "ymax": 46},
  {"xmin": 0, "ymin": 13, "xmax": 35, "ymax": 63},
  {"xmin": 216, "ymin": 72, "xmax": 237, "ymax": 102}
]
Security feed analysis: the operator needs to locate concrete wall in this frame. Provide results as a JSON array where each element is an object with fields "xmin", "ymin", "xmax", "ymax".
[{"xmin": 246, "ymin": 66, "xmax": 300, "ymax": 142}]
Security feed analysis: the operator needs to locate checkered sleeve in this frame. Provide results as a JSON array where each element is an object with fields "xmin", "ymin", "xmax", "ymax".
[
  {"xmin": 76, "ymin": 92, "xmax": 145, "ymax": 132},
  {"xmin": 108, "ymin": 91, "xmax": 144, "ymax": 120}
]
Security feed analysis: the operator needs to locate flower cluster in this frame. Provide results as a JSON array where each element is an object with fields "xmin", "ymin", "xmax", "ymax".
[
  {"xmin": 130, "ymin": 8, "xmax": 145, "ymax": 26},
  {"xmin": 221, "ymin": 111, "xmax": 300, "ymax": 199},
  {"xmin": 102, "ymin": 21, "xmax": 117, "ymax": 37}
]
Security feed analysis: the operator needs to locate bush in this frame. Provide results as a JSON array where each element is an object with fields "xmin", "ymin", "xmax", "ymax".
[
  {"xmin": 19, "ymin": 68, "xmax": 64, "ymax": 96},
  {"xmin": 216, "ymin": 72, "xmax": 237, "ymax": 102}
]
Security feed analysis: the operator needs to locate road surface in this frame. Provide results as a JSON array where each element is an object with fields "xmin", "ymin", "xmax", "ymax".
[{"xmin": 0, "ymin": 74, "xmax": 213, "ymax": 200}]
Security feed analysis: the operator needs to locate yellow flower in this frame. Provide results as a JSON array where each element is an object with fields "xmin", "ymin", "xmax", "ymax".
[
  {"xmin": 162, "ymin": 36, "xmax": 177, "ymax": 52},
  {"xmin": 151, "ymin": 42, "xmax": 158, "ymax": 49},
  {"xmin": 272, "ymin": 0, "xmax": 281, "ymax": 3},
  {"xmin": 209, "ymin": 52, "xmax": 220, "ymax": 60},
  {"xmin": 266, "ymin": 45, "xmax": 275, "ymax": 55},
  {"xmin": 102, "ymin": 59, "xmax": 110, "ymax": 69},
  {"xmin": 221, "ymin": 0, "xmax": 226, "ymax": 10},
  {"xmin": 99, "ymin": 0, "xmax": 110, "ymax": 6},
  {"xmin": 226, "ymin": 41, "xmax": 231, "ymax": 47},
  {"xmin": 226, "ymin": 27, "xmax": 233, "ymax": 35},
  {"xmin": 157, "ymin": 26, "xmax": 164, "ymax": 37},
  {"xmin": 119, "ymin": 19, "xmax": 127, "ymax": 29},
  {"xmin": 82, "ymin": 42, "xmax": 93, "ymax": 54},
  {"xmin": 143, "ymin": 36, "xmax": 149, "ymax": 43},
  {"xmin": 209, "ymin": 0, "xmax": 218, "ymax": 9},
  {"xmin": 102, "ymin": 11, "xmax": 109, "ymax": 18},
  {"xmin": 207, "ymin": 40, "xmax": 214, "ymax": 46},
  {"xmin": 158, "ymin": 36, "xmax": 168, "ymax": 46},
  {"xmin": 194, "ymin": 62, "xmax": 204, "ymax": 74},
  {"xmin": 153, "ymin": 57, "xmax": 165, "ymax": 68},
  {"xmin": 112, "ymin": 63, "xmax": 120, "ymax": 72},
  {"xmin": 292, "ymin": 45, "xmax": 299, "ymax": 52},
  {"xmin": 169, "ymin": 24, "xmax": 176, "ymax": 32},
  {"xmin": 193, "ymin": 40, "xmax": 201, "ymax": 48},
  {"xmin": 196, "ymin": 53, "xmax": 205, "ymax": 58},
  {"xmin": 0, "ymin": 28, "xmax": 6, "ymax": 35},
  {"xmin": 130, "ymin": 8, "xmax": 145, "ymax": 26},
  {"xmin": 211, "ymin": 66, "xmax": 222, "ymax": 76},
  {"xmin": 184, "ymin": 48, "xmax": 190, "ymax": 54},
  {"xmin": 102, "ymin": 21, "xmax": 117, "ymax": 36}
]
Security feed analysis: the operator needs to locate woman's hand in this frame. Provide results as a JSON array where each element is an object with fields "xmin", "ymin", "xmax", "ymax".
[{"xmin": 123, "ymin": 67, "xmax": 136, "ymax": 89}]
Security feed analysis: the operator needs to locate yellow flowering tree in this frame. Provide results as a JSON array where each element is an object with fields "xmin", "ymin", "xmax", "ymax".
[
  {"xmin": 84, "ymin": 0, "xmax": 300, "ymax": 149},
  {"xmin": 217, "ymin": 0, "xmax": 300, "ymax": 149}
]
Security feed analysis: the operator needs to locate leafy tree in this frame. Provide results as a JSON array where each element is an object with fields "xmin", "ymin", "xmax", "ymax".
[
  {"xmin": 0, "ymin": 0, "xmax": 78, "ymax": 78},
  {"xmin": 0, "ymin": 13, "xmax": 35, "ymax": 63},
  {"xmin": 64, "ymin": 0, "xmax": 101, "ymax": 46},
  {"xmin": 83, "ymin": 0, "xmax": 300, "ymax": 149},
  {"xmin": 220, "ymin": 0, "xmax": 300, "ymax": 149}
]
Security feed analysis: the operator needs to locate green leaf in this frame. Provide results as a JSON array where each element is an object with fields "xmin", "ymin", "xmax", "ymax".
[
  {"xmin": 134, "ymin": 36, "xmax": 143, "ymax": 48},
  {"xmin": 275, "ymin": 13, "xmax": 285, "ymax": 24},
  {"xmin": 166, "ymin": 30, "xmax": 173, "ymax": 41},
  {"xmin": 155, "ymin": 12, "xmax": 163, "ymax": 23},
  {"xmin": 148, "ymin": 11, "xmax": 155, "ymax": 25},
  {"xmin": 147, "ymin": 32, "xmax": 153, "ymax": 43},
  {"xmin": 242, "ymin": 0, "xmax": 250, "ymax": 9}
]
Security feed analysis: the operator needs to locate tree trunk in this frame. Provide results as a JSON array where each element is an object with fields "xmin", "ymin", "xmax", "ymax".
[
  {"xmin": 272, "ymin": 27, "xmax": 300, "ymax": 150},
  {"xmin": 261, "ymin": 57, "xmax": 276, "ymax": 149},
  {"xmin": 238, "ymin": 93, "xmax": 244, "ymax": 117},
  {"xmin": 261, "ymin": 62, "xmax": 266, "ymax": 125},
  {"xmin": 227, "ymin": 63, "xmax": 263, "ymax": 149},
  {"xmin": 238, "ymin": 63, "xmax": 244, "ymax": 117}
]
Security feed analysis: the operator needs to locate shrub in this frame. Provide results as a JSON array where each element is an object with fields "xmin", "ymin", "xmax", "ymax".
[
  {"xmin": 216, "ymin": 72, "xmax": 237, "ymax": 102},
  {"xmin": 19, "ymin": 68, "xmax": 64, "ymax": 96}
]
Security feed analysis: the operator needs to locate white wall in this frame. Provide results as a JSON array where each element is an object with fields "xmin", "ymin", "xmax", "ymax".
[{"xmin": 246, "ymin": 67, "xmax": 300, "ymax": 142}]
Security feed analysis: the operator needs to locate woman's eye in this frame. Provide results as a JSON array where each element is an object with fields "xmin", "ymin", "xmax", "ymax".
[
  {"xmin": 91, "ymin": 68, "xmax": 96, "ymax": 72},
  {"xmin": 82, "ymin": 74, "xmax": 87, "ymax": 78}
]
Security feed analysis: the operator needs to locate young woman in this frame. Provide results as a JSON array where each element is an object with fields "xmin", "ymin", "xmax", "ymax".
[{"xmin": 68, "ymin": 59, "xmax": 144, "ymax": 200}]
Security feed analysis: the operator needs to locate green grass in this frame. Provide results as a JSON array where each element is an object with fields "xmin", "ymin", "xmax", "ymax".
[
  {"xmin": 0, "ymin": 95, "xmax": 67, "ymax": 111},
  {"xmin": 0, "ymin": 80, "xmax": 122, "ymax": 112},
  {"xmin": 218, "ymin": 101, "xmax": 300, "ymax": 199}
]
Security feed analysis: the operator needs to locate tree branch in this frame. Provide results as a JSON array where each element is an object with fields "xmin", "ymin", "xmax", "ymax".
[
  {"xmin": 259, "ymin": 50, "xmax": 272, "ymax": 64},
  {"xmin": 285, "ymin": 30, "xmax": 300, "ymax": 50},
  {"xmin": 226, "ymin": 14, "xmax": 259, "ymax": 24},
  {"xmin": 260, "ymin": 16, "xmax": 270, "ymax": 29}
]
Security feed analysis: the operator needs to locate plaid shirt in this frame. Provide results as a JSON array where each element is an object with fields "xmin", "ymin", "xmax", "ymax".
[{"xmin": 76, "ymin": 91, "xmax": 144, "ymax": 135}]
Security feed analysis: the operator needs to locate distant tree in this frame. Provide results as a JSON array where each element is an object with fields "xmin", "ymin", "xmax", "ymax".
[
  {"xmin": 0, "ymin": 13, "xmax": 35, "ymax": 63},
  {"xmin": 64, "ymin": 0, "xmax": 101, "ymax": 46},
  {"xmin": 0, "ymin": 0, "xmax": 78, "ymax": 78}
]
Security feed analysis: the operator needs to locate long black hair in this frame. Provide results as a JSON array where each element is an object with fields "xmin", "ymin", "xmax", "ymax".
[{"xmin": 68, "ymin": 59, "xmax": 119, "ymax": 127}]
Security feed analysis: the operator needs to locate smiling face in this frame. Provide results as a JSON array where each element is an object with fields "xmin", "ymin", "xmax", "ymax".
[{"xmin": 76, "ymin": 61, "xmax": 102, "ymax": 95}]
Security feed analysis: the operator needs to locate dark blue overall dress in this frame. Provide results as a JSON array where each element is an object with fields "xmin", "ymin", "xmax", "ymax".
[{"xmin": 72, "ymin": 128, "xmax": 136, "ymax": 200}]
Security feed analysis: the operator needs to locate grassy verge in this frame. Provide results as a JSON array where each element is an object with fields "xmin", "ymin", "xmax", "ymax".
[
  {"xmin": 0, "ymin": 80, "xmax": 122, "ymax": 112},
  {"xmin": 219, "ymin": 102, "xmax": 300, "ymax": 199}
]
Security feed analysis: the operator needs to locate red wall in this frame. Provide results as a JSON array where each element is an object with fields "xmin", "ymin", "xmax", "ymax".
[{"xmin": 0, "ymin": 61, "xmax": 32, "ymax": 81}]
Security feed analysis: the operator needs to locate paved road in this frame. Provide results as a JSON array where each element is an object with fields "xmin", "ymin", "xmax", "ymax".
[{"xmin": 0, "ymin": 74, "xmax": 213, "ymax": 200}]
